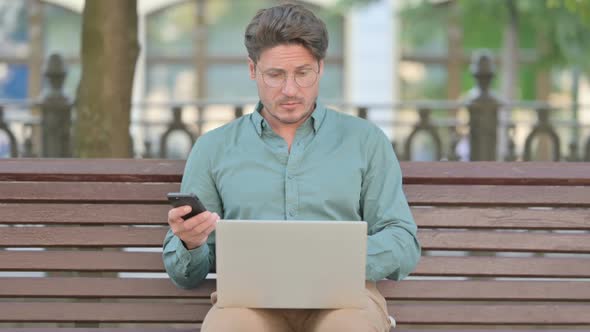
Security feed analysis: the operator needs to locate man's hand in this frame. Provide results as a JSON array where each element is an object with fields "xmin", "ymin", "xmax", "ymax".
[{"xmin": 167, "ymin": 206, "xmax": 219, "ymax": 250}]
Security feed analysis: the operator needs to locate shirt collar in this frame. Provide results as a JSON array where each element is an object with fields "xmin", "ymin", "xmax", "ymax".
[
  {"xmin": 251, "ymin": 102, "xmax": 266, "ymax": 136},
  {"xmin": 311, "ymin": 101, "xmax": 326, "ymax": 132},
  {"xmin": 250, "ymin": 101, "xmax": 327, "ymax": 137}
]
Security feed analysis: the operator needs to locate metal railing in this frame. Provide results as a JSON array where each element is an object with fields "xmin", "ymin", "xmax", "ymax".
[{"xmin": 1, "ymin": 53, "xmax": 589, "ymax": 161}]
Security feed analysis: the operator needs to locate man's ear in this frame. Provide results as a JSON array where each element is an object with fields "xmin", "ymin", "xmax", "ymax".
[
  {"xmin": 318, "ymin": 59, "xmax": 325, "ymax": 78},
  {"xmin": 248, "ymin": 58, "xmax": 256, "ymax": 80}
]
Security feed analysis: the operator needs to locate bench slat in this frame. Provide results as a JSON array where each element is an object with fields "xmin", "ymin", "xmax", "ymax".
[
  {"xmin": 0, "ymin": 182, "xmax": 179, "ymax": 203},
  {"xmin": 0, "ymin": 203, "xmax": 169, "ymax": 225},
  {"xmin": 417, "ymin": 256, "xmax": 590, "ymax": 278},
  {"xmin": 3, "ymin": 183, "xmax": 590, "ymax": 206},
  {"xmin": 0, "ymin": 159, "xmax": 184, "ymax": 182},
  {"xmin": 3, "ymin": 160, "xmax": 590, "ymax": 186},
  {"xmin": 384, "ymin": 330, "xmax": 578, "ymax": 332},
  {"xmin": 389, "ymin": 303, "xmax": 590, "ymax": 325},
  {"xmin": 0, "ymin": 329, "xmax": 197, "ymax": 332},
  {"xmin": 1, "ymin": 252, "xmax": 589, "ymax": 278},
  {"xmin": 2, "ymin": 227, "xmax": 590, "ymax": 254},
  {"xmin": 1, "ymin": 278, "xmax": 588, "ymax": 301},
  {"xmin": 0, "ymin": 330, "xmax": 580, "ymax": 332},
  {"xmin": 0, "ymin": 251, "xmax": 165, "ymax": 272},
  {"xmin": 0, "ymin": 227, "xmax": 167, "ymax": 248},
  {"xmin": 0, "ymin": 277, "xmax": 213, "ymax": 298},
  {"xmin": 401, "ymin": 162, "xmax": 590, "ymax": 186},
  {"xmin": 0, "ymin": 302, "xmax": 588, "ymax": 325},
  {"xmin": 379, "ymin": 280, "xmax": 590, "ymax": 301},
  {"xmin": 418, "ymin": 230, "xmax": 590, "ymax": 253},
  {"xmin": 413, "ymin": 207, "xmax": 590, "ymax": 230},
  {"xmin": 0, "ymin": 330, "xmax": 576, "ymax": 332},
  {"xmin": 2, "ymin": 204, "xmax": 590, "ymax": 230},
  {"xmin": 406, "ymin": 185, "xmax": 590, "ymax": 206},
  {"xmin": 0, "ymin": 303, "xmax": 210, "ymax": 323}
]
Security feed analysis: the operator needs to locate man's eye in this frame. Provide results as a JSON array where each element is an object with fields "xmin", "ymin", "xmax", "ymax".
[
  {"xmin": 296, "ymin": 71, "xmax": 311, "ymax": 77},
  {"xmin": 266, "ymin": 72, "xmax": 283, "ymax": 78}
]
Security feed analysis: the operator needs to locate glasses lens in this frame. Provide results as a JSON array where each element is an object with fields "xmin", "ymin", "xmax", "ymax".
[
  {"xmin": 261, "ymin": 69, "xmax": 318, "ymax": 88},
  {"xmin": 295, "ymin": 70, "xmax": 317, "ymax": 88},
  {"xmin": 262, "ymin": 71, "xmax": 285, "ymax": 87}
]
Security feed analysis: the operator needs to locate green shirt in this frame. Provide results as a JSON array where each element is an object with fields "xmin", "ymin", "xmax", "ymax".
[{"xmin": 163, "ymin": 102, "xmax": 421, "ymax": 288}]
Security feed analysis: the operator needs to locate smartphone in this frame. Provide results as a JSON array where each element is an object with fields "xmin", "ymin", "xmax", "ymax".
[{"xmin": 167, "ymin": 192, "xmax": 207, "ymax": 220}]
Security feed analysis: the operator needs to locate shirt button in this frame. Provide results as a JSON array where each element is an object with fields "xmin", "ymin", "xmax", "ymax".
[
  {"xmin": 289, "ymin": 210, "xmax": 296, "ymax": 217},
  {"xmin": 288, "ymin": 175, "xmax": 294, "ymax": 180}
]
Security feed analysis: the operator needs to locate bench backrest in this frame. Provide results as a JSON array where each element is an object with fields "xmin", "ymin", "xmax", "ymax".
[{"xmin": 0, "ymin": 159, "xmax": 589, "ymax": 329}]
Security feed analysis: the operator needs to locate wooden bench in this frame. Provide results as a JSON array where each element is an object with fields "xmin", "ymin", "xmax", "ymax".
[{"xmin": 0, "ymin": 159, "xmax": 589, "ymax": 331}]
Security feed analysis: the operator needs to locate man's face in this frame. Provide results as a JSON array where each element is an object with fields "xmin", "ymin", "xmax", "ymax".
[{"xmin": 249, "ymin": 44, "xmax": 323, "ymax": 127}]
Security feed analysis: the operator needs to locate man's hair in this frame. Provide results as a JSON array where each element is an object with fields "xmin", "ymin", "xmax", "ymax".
[{"xmin": 244, "ymin": 3, "xmax": 328, "ymax": 64}]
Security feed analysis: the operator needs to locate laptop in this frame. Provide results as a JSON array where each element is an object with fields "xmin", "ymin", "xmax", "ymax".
[{"xmin": 215, "ymin": 220, "xmax": 367, "ymax": 309}]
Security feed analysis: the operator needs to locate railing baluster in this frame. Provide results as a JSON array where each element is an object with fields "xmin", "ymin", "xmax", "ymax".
[
  {"xmin": 40, "ymin": 53, "xmax": 71, "ymax": 157},
  {"xmin": 23, "ymin": 124, "xmax": 36, "ymax": 158},
  {"xmin": 357, "ymin": 107, "xmax": 367, "ymax": 119},
  {"xmin": 584, "ymin": 135, "xmax": 590, "ymax": 162},
  {"xmin": 566, "ymin": 141, "xmax": 579, "ymax": 162},
  {"xmin": 0, "ymin": 106, "xmax": 18, "ymax": 157},
  {"xmin": 234, "ymin": 105, "xmax": 244, "ymax": 119},
  {"xmin": 403, "ymin": 108, "xmax": 442, "ymax": 161},
  {"xmin": 143, "ymin": 140, "xmax": 153, "ymax": 159},
  {"xmin": 447, "ymin": 127, "xmax": 462, "ymax": 161},
  {"xmin": 159, "ymin": 106, "xmax": 195, "ymax": 158},
  {"xmin": 196, "ymin": 106, "xmax": 205, "ymax": 138},
  {"xmin": 465, "ymin": 50, "xmax": 502, "ymax": 161},
  {"xmin": 523, "ymin": 107, "xmax": 561, "ymax": 161},
  {"xmin": 504, "ymin": 124, "xmax": 517, "ymax": 161}
]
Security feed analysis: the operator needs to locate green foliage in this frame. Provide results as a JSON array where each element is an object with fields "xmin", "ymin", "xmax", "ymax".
[
  {"xmin": 398, "ymin": 1, "xmax": 450, "ymax": 47},
  {"xmin": 547, "ymin": 0, "xmax": 590, "ymax": 25},
  {"xmin": 399, "ymin": 0, "xmax": 590, "ymax": 100},
  {"xmin": 458, "ymin": 0, "xmax": 505, "ymax": 50},
  {"xmin": 332, "ymin": 0, "xmax": 379, "ymax": 13}
]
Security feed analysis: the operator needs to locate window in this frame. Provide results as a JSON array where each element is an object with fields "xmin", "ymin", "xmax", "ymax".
[
  {"xmin": 0, "ymin": 1, "xmax": 82, "ymax": 99},
  {"xmin": 0, "ymin": 0, "xmax": 28, "ymax": 99},
  {"xmin": 145, "ymin": 0, "xmax": 345, "ymax": 102}
]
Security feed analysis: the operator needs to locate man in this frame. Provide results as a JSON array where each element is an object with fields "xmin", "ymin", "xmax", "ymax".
[{"xmin": 163, "ymin": 3, "xmax": 420, "ymax": 331}]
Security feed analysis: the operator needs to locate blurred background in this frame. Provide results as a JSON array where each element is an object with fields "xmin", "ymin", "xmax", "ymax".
[{"xmin": 0, "ymin": 0, "xmax": 589, "ymax": 161}]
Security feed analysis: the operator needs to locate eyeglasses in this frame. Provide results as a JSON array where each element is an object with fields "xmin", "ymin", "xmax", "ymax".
[{"xmin": 257, "ymin": 64, "xmax": 320, "ymax": 88}]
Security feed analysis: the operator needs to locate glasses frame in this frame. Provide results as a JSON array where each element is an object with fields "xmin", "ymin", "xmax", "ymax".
[{"xmin": 256, "ymin": 61, "xmax": 321, "ymax": 88}]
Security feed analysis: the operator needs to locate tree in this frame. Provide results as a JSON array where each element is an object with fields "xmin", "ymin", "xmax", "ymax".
[
  {"xmin": 74, "ymin": 0, "xmax": 139, "ymax": 158},
  {"xmin": 547, "ymin": 0, "xmax": 590, "ymax": 25},
  {"xmin": 399, "ymin": 0, "xmax": 590, "ymax": 99},
  {"xmin": 397, "ymin": 0, "xmax": 590, "ymax": 159}
]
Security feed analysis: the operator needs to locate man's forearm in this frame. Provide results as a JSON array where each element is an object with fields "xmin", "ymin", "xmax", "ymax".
[
  {"xmin": 162, "ymin": 230, "xmax": 212, "ymax": 289},
  {"xmin": 366, "ymin": 226, "xmax": 421, "ymax": 281}
]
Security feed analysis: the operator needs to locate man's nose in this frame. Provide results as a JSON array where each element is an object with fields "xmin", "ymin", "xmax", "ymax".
[{"xmin": 281, "ymin": 75, "xmax": 298, "ymax": 96}]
